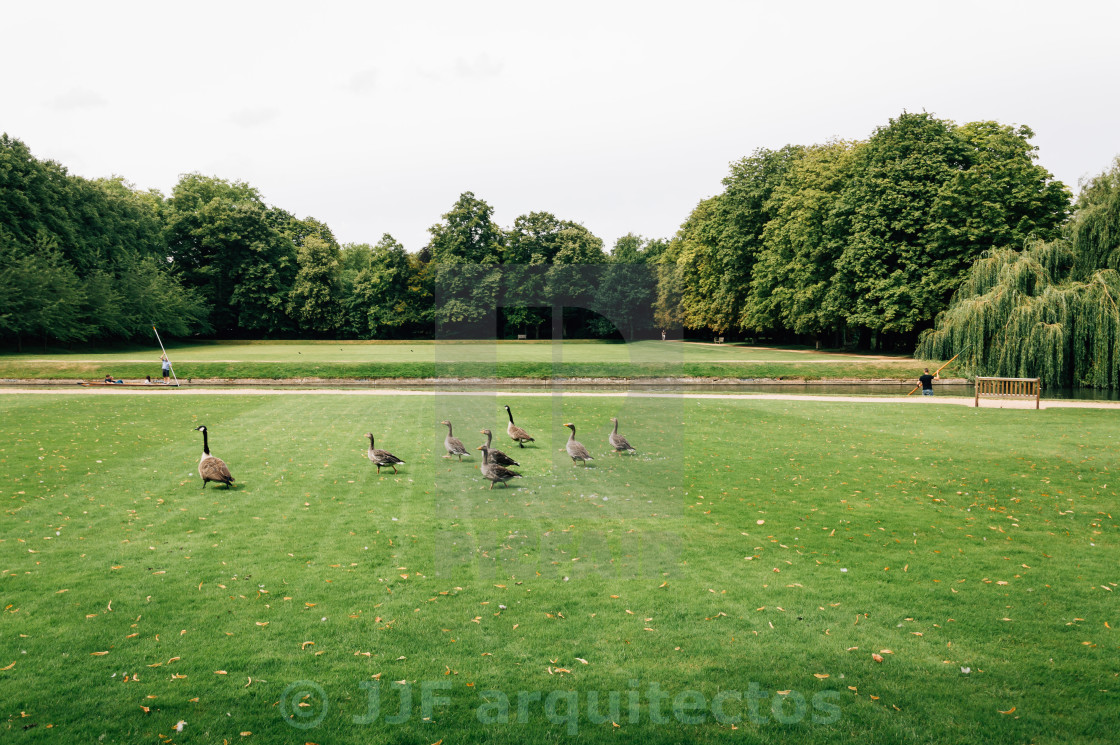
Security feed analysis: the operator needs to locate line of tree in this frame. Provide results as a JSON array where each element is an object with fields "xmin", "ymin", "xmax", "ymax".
[
  {"xmin": 0, "ymin": 135, "xmax": 209, "ymax": 350},
  {"xmin": 3, "ymin": 114, "xmax": 1110, "ymax": 363},
  {"xmin": 0, "ymin": 133, "xmax": 665, "ymax": 345},
  {"xmin": 654, "ymin": 112, "xmax": 1072, "ymax": 351}
]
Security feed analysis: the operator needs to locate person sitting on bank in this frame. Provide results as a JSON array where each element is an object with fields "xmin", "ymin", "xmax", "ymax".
[
  {"xmin": 145, "ymin": 375, "xmax": 153, "ymax": 384},
  {"xmin": 918, "ymin": 368, "xmax": 937, "ymax": 396},
  {"xmin": 104, "ymin": 374, "xmax": 115, "ymax": 384}
]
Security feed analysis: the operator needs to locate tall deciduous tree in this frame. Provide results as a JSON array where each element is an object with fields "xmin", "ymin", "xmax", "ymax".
[
  {"xmin": 342, "ymin": 235, "xmax": 429, "ymax": 338},
  {"xmin": 745, "ymin": 141, "xmax": 860, "ymax": 340},
  {"xmin": 832, "ymin": 112, "xmax": 1069, "ymax": 347},
  {"xmin": 674, "ymin": 146, "xmax": 804, "ymax": 334},
  {"xmin": 288, "ymin": 235, "xmax": 343, "ymax": 335},
  {"xmin": 502, "ymin": 211, "xmax": 569, "ymax": 337},
  {"xmin": 427, "ymin": 192, "xmax": 503, "ymax": 335},
  {"xmin": 165, "ymin": 174, "xmax": 297, "ymax": 336},
  {"xmin": 591, "ymin": 234, "xmax": 661, "ymax": 339}
]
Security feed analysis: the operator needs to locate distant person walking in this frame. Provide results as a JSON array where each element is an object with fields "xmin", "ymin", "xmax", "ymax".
[
  {"xmin": 918, "ymin": 368, "xmax": 937, "ymax": 396},
  {"xmin": 161, "ymin": 354, "xmax": 171, "ymax": 384}
]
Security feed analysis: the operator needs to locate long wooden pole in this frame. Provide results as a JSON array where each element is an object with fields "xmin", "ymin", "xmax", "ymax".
[
  {"xmin": 907, "ymin": 352, "xmax": 960, "ymax": 396},
  {"xmin": 152, "ymin": 326, "xmax": 179, "ymax": 387}
]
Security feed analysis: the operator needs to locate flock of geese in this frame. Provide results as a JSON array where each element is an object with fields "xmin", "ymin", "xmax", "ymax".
[{"xmin": 192, "ymin": 405, "xmax": 637, "ymax": 491}]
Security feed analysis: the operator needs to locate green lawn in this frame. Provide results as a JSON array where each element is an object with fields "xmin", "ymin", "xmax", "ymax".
[
  {"xmin": 1, "ymin": 392, "xmax": 1114, "ymax": 743},
  {"xmin": 0, "ymin": 340, "xmax": 942, "ymax": 382}
]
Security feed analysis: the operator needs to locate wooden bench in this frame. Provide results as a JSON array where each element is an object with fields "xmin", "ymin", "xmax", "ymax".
[
  {"xmin": 974, "ymin": 377, "xmax": 1041, "ymax": 408},
  {"xmin": 516, "ymin": 334, "xmax": 527, "ymax": 340},
  {"xmin": 714, "ymin": 336, "xmax": 724, "ymax": 344}
]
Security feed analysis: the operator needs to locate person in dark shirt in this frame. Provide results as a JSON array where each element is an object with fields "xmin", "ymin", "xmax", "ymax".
[{"xmin": 918, "ymin": 368, "xmax": 937, "ymax": 396}]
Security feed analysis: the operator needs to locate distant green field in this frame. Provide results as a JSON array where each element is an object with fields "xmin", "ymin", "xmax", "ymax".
[
  {"xmin": 0, "ymin": 340, "xmax": 943, "ymax": 382},
  {"xmin": 0, "ymin": 392, "xmax": 1115, "ymax": 743}
]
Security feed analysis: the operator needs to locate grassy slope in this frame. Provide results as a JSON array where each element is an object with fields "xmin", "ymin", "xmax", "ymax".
[
  {"xmin": 1, "ymin": 393, "xmax": 1114, "ymax": 743},
  {"xmin": 0, "ymin": 340, "xmax": 946, "ymax": 382}
]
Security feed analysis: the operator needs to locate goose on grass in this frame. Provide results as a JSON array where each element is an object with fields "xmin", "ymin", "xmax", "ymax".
[
  {"xmin": 480, "ymin": 429, "xmax": 519, "ymax": 467},
  {"xmin": 563, "ymin": 422, "xmax": 593, "ymax": 465},
  {"xmin": 365, "ymin": 433, "xmax": 405, "ymax": 474},
  {"xmin": 503, "ymin": 405, "xmax": 535, "ymax": 448},
  {"xmin": 477, "ymin": 445, "xmax": 522, "ymax": 489},
  {"xmin": 441, "ymin": 420, "xmax": 471, "ymax": 461},
  {"xmin": 194, "ymin": 425, "xmax": 235, "ymax": 489},
  {"xmin": 608, "ymin": 417, "xmax": 637, "ymax": 454}
]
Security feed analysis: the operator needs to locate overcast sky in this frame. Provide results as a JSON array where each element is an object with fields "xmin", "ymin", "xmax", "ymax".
[{"xmin": 4, "ymin": 1, "xmax": 1119, "ymax": 253}]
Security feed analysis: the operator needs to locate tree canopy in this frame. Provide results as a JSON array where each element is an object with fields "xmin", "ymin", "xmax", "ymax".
[
  {"xmin": 1, "ymin": 118, "xmax": 1097, "ymax": 367},
  {"xmin": 919, "ymin": 158, "xmax": 1120, "ymax": 388}
]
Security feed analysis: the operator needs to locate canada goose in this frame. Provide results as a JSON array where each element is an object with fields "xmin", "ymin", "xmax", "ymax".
[
  {"xmin": 503, "ymin": 405, "xmax": 535, "ymax": 448},
  {"xmin": 441, "ymin": 420, "xmax": 470, "ymax": 461},
  {"xmin": 477, "ymin": 445, "xmax": 522, "ymax": 489},
  {"xmin": 563, "ymin": 423, "xmax": 593, "ymax": 465},
  {"xmin": 608, "ymin": 417, "xmax": 636, "ymax": 454},
  {"xmin": 194, "ymin": 425, "xmax": 234, "ymax": 489},
  {"xmin": 365, "ymin": 433, "xmax": 405, "ymax": 474},
  {"xmin": 480, "ymin": 429, "xmax": 519, "ymax": 467}
]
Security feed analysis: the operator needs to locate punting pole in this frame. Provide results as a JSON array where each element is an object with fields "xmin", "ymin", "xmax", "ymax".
[{"xmin": 152, "ymin": 326, "xmax": 180, "ymax": 387}]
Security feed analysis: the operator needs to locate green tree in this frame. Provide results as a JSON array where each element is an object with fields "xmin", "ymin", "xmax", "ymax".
[
  {"xmin": 671, "ymin": 146, "xmax": 804, "ymax": 335},
  {"xmin": 0, "ymin": 135, "xmax": 208, "ymax": 345},
  {"xmin": 288, "ymin": 235, "xmax": 343, "ymax": 335},
  {"xmin": 426, "ymin": 192, "xmax": 503, "ymax": 336},
  {"xmin": 591, "ymin": 234, "xmax": 660, "ymax": 339},
  {"xmin": 0, "ymin": 230, "xmax": 88, "ymax": 349},
  {"xmin": 919, "ymin": 157, "xmax": 1118, "ymax": 388},
  {"xmin": 545, "ymin": 223, "xmax": 606, "ymax": 337},
  {"xmin": 502, "ymin": 211, "xmax": 569, "ymax": 337},
  {"xmin": 831, "ymin": 112, "xmax": 1069, "ymax": 348},
  {"xmin": 165, "ymin": 174, "xmax": 297, "ymax": 335},
  {"xmin": 342, "ymin": 235, "xmax": 426, "ymax": 338},
  {"xmin": 745, "ymin": 141, "xmax": 860, "ymax": 341}
]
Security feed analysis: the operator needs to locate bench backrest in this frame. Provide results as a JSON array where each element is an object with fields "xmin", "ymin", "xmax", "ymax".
[{"xmin": 974, "ymin": 377, "xmax": 1041, "ymax": 408}]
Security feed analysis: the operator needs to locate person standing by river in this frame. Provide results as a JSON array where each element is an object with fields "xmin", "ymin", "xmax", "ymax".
[
  {"xmin": 918, "ymin": 368, "xmax": 937, "ymax": 396},
  {"xmin": 161, "ymin": 354, "xmax": 171, "ymax": 384}
]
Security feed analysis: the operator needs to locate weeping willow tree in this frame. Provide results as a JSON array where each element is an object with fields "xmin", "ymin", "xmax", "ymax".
[{"xmin": 919, "ymin": 157, "xmax": 1120, "ymax": 388}]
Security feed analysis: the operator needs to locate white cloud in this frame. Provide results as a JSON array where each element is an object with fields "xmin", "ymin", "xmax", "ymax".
[
  {"xmin": 45, "ymin": 87, "xmax": 106, "ymax": 110},
  {"xmin": 347, "ymin": 68, "xmax": 378, "ymax": 94},
  {"xmin": 455, "ymin": 54, "xmax": 503, "ymax": 79},
  {"xmin": 228, "ymin": 106, "xmax": 281, "ymax": 128}
]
